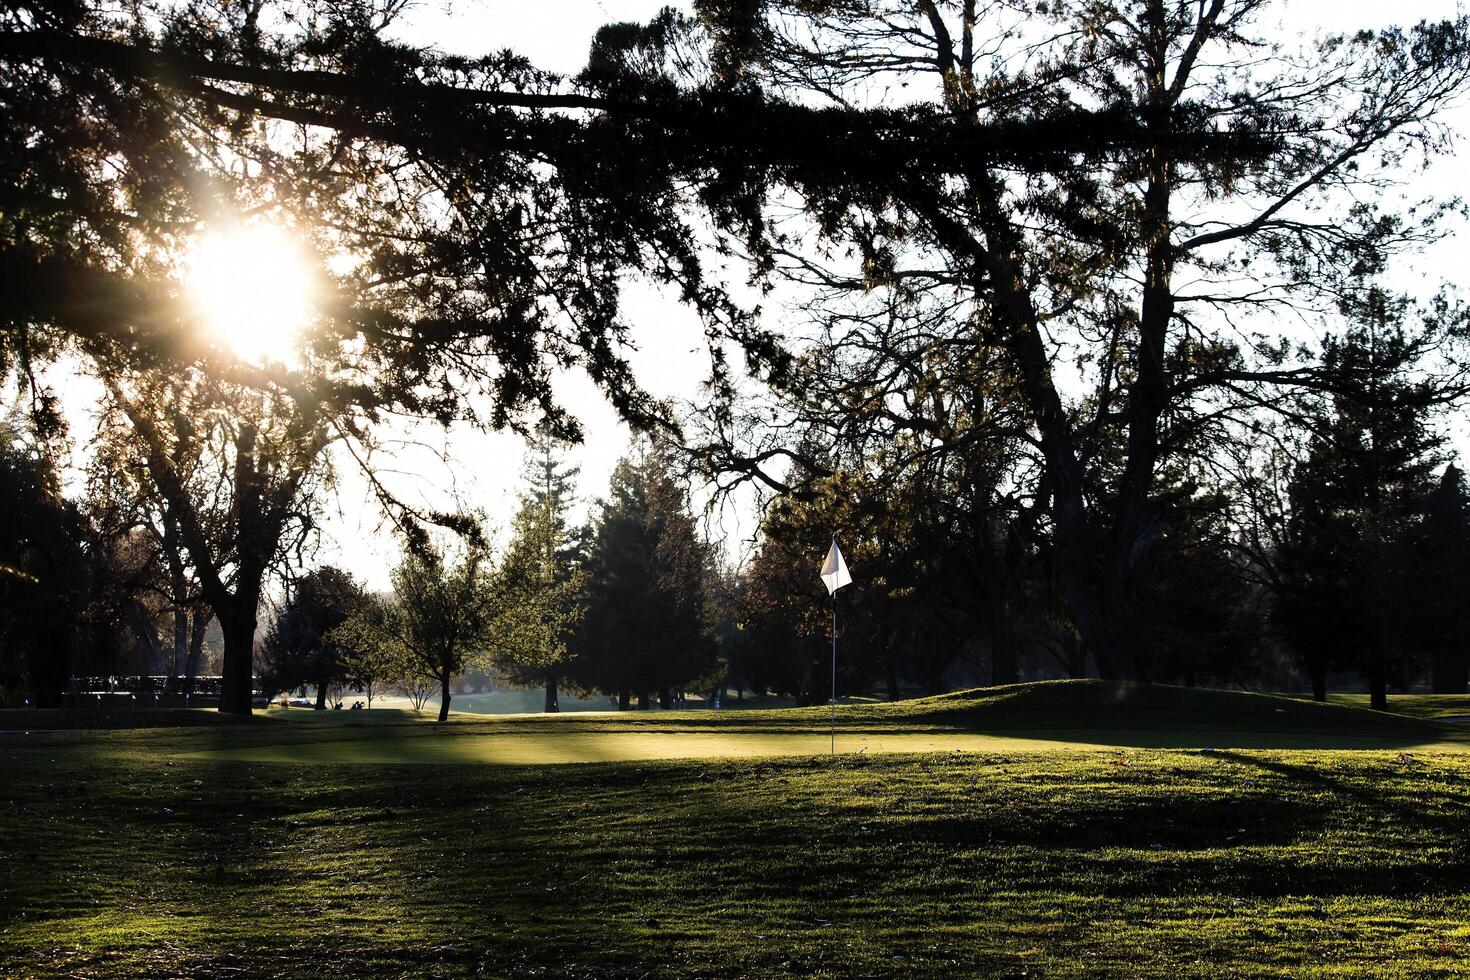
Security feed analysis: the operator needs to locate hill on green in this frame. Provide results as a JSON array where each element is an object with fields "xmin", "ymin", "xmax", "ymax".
[{"xmin": 843, "ymin": 680, "xmax": 1454, "ymax": 737}]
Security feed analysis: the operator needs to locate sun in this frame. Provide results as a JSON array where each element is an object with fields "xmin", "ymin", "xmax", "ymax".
[{"xmin": 184, "ymin": 224, "xmax": 318, "ymax": 364}]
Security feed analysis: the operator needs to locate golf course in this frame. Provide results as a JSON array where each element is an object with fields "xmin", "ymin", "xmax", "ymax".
[{"xmin": 4, "ymin": 681, "xmax": 1470, "ymax": 977}]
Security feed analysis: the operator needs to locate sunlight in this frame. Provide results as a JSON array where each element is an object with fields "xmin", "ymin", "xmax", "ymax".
[{"xmin": 184, "ymin": 223, "xmax": 318, "ymax": 364}]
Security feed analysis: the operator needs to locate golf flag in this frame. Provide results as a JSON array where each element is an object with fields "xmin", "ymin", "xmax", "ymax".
[{"xmin": 820, "ymin": 539, "xmax": 852, "ymax": 595}]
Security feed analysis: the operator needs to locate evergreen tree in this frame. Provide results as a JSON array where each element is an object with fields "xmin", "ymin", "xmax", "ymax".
[
  {"xmin": 1278, "ymin": 291, "xmax": 1444, "ymax": 708},
  {"xmin": 1408, "ymin": 464, "xmax": 1470, "ymax": 693},
  {"xmin": 0, "ymin": 424, "xmax": 91, "ymax": 706},
  {"xmin": 493, "ymin": 434, "xmax": 585, "ymax": 712},
  {"xmin": 1134, "ymin": 465, "xmax": 1257, "ymax": 687},
  {"xmin": 576, "ymin": 447, "xmax": 717, "ymax": 708}
]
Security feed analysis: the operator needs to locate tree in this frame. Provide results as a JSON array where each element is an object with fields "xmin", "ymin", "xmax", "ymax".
[
  {"xmin": 85, "ymin": 401, "xmax": 217, "ymax": 689},
  {"xmin": 0, "ymin": 421, "xmax": 90, "ymax": 706},
  {"xmin": 258, "ymin": 566, "xmax": 365, "ymax": 707},
  {"xmin": 576, "ymin": 448, "xmax": 718, "ymax": 708},
  {"xmin": 1405, "ymin": 464, "xmax": 1470, "ymax": 694},
  {"xmin": 387, "ymin": 543, "xmax": 497, "ymax": 722},
  {"xmin": 8, "ymin": 1, "xmax": 1470, "ymax": 700},
  {"xmin": 102, "ymin": 370, "xmax": 333, "ymax": 713},
  {"xmin": 492, "ymin": 435, "xmax": 585, "ymax": 712},
  {"xmin": 334, "ymin": 592, "xmax": 410, "ymax": 709},
  {"xmin": 1278, "ymin": 291, "xmax": 1444, "ymax": 709},
  {"xmin": 396, "ymin": 672, "xmax": 438, "ymax": 713},
  {"xmin": 1132, "ymin": 464, "xmax": 1260, "ymax": 687},
  {"xmin": 680, "ymin": 1, "xmax": 1470, "ymax": 680},
  {"xmin": 690, "ymin": 289, "xmax": 1035, "ymax": 690}
]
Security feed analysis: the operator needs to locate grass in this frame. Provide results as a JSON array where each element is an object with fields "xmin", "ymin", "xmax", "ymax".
[
  {"xmin": 3, "ymin": 681, "xmax": 1470, "ymax": 977},
  {"xmin": 1313, "ymin": 693, "xmax": 1470, "ymax": 720}
]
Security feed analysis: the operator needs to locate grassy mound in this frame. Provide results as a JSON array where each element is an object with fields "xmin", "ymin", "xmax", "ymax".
[
  {"xmin": 854, "ymin": 680, "xmax": 1451, "ymax": 736},
  {"xmin": 658, "ymin": 680, "xmax": 1455, "ymax": 743}
]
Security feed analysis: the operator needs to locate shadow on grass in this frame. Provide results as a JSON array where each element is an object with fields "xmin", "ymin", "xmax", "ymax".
[{"xmin": 8, "ymin": 742, "xmax": 1470, "ymax": 976}]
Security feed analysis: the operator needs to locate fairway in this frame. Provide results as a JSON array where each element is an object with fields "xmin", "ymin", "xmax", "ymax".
[
  {"xmin": 171, "ymin": 680, "xmax": 1470, "ymax": 765},
  {"xmin": 184, "ymin": 727, "xmax": 1470, "ymax": 765},
  {"xmin": 8, "ymin": 683, "xmax": 1470, "ymax": 977}
]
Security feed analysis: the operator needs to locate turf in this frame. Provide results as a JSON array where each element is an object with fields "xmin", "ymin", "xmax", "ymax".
[
  {"xmin": 1314, "ymin": 693, "xmax": 1470, "ymax": 720},
  {"xmin": 3, "ymin": 682, "xmax": 1470, "ymax": 977}
]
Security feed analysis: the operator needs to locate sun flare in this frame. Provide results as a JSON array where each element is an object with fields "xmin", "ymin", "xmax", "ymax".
[{"xmin": 184, "ymin": 224, "xmax": 318, "ymax": 364}]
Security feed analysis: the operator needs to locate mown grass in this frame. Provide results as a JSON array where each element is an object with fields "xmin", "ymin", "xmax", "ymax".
[
  {"xmin": 1313, "ymin": 692, "xmax": 1470, "ymax": 720},
  {"xmin": 3, "ymin": 683, "xmax": 1470, "ymax": 977}
]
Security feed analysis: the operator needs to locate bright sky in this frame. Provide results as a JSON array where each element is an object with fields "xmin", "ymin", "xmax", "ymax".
[{"xmin": 39, "ymin": 1, "xmax": 1470, "ymax": 593}]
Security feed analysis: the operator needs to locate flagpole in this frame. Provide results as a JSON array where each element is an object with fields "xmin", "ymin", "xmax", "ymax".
[{"xmin": 819, "ymin": 535, "xmax": 849, "ymax": 760}]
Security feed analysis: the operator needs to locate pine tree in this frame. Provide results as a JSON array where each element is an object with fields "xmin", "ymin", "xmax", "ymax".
[
  {"xmin": 576, "ymin": 446, "xmax": 717, "ymax": 708},
  {"xmin": 1409, "ymin": 464, "xmax": 1470, "ymax": 693},
  {"xmin": 493, "ymin": 434, "xmax": 585, "ymax": 712},
  {"xmin": 1278, "ymin": 290, "xmax": 1444, "ymax": 708}
]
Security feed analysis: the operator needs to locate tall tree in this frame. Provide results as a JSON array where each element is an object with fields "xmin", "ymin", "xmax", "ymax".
[
  {"xmin": 682, "ymin": 1, "xmax": 1470, "ymax": 680},
  {"xmin": 103, "ymin": 370, "xmax": 333, "ymax": 713},
  {"xmin": 0, "ymin": 422, "xmax": 90, "ymax": 705},
  {"xmin": 577, "ymin": 447, "xmax": 718, "ymax": 708},
  {"xmin": 492, "ymin": 435, "xmax": 585, "ymax": 712},
  {"xmin": 1278, "ymin": 290, "xmax": 1444, "ymax": 709},
  {"xmin": 1406, "ymin": 463, "xmax": 1470, "ymax": 694}
]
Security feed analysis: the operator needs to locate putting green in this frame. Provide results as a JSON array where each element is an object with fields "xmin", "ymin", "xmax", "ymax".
[{"xmin": 183, "ymin": 727, "xmax": 1470, "ymax": 765}]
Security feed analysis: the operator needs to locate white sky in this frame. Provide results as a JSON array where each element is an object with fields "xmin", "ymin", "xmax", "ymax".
[{"xmin": 39, "ymin": 1, "xmax": 1470, "ymax": 592}]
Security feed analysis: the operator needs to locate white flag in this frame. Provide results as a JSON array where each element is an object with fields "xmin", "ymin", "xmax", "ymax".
[{"xmin": 820, "ymin": 539, "xmax": 852, "ymax": 595}]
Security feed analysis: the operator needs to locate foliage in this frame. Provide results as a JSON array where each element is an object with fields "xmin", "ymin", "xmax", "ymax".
[
  {"xmin": 93, "ymin": 368, "xmax": 334, "ymax": 712},
  {"xmin": 257, "ymin": 566, "xmax": 365, "ymax": 704},
  {"xmin": 490, "ymin": 434, "xmax": 585, "ymax": 711},
  {"xmin": 575, "ymin": 446, "xmax": 718, "ymax": 704},
  {"xmin": 1278, "ymin": 290, "xmax": 1447, "ymax": 707},
  {"xmin": 387, "ymin": 541, "xmax": 498, "ymax": 721},
  {"xmin": 1405, "ymin": 464, "xmax": 1470, "ymax": 693},
  {"xmin": 683, "ymin": 1, "xmax": 1470, "ymax": 683},
  {"xmin": 0, "ymin": 422, "xmax": 91, "ymax": 705},
  {"xmin": 333, "ymin": 592, "xmax": 409, "ymax": 709}
]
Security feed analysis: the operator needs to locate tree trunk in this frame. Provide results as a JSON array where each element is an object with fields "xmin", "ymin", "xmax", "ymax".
[
  {"xmin": 618, "ymin": 688, "xmax": 631, "ymax": 710},
  {"xmin": 637, "ymin": 691, "xmax": 651, "ymax": 710},
  {"xmin": 437, "ymin": 673, "xmax": 452, "ymax": 722},
  {"xmin": 216, "ymin": 608, "xmax": 257, "ymax": 715},
  {"xmin": 978, "ymin": 514, "xmax": 1020, "ymax": 686},
  {"xmin": 185, "ymin": 609, "xmax": 207, "ymax": 694},
  {"xmin": 659, "ymin": 688, "xmax": 672, "ymax": 709},
  {"xmin": 315, "ymin": 682, "xmax": 327, "ymax": 710},
  {"xmin": 1309, "ymin": 662, "xmax": 1328, "ymax": 703},
  {"xmin": 1367, "ymin": 660, "xmax": 1388, "ymax": 712},
  {"xmin": 544, "ymin": 671, "xmax": 560, "ymax": 713},
  {"xmin": 164, "ymin": 510, "xmax": 187, "ymax": 689},
  {"xmin": 171, "ymin": 608, "xmax": 188, "ymax": 690}
]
